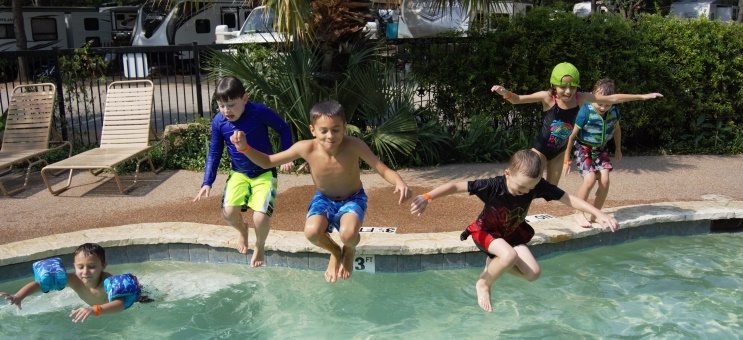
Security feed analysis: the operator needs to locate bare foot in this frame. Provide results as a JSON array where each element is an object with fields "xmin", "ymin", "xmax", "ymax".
[
  {"xmin": 338, "ymin": 246, "xmax": 355, "ymax": 280},
  {"xmin": 325, "ymin": 253, "xmax": 340, "ymax": 283},
  {"xmin": 250, "ymin": 244, "xmax": 265, "ymax": 267},
  {"xmin": 236, "ymin": 233, "xmax": 248, "ymax": 254},
  {"xmin": 475, "ymin": 280, "xmax": 493, "ymax": 312},
  {"xmin": 575, "ymin": 212, "xmax": 592, "ymax": 228}
]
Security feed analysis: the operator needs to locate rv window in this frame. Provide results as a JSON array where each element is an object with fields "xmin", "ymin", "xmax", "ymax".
[
  {"xmin": 84, "ymin": 18, "xmax": 100, "ymax": 31},
  {"xmin": 195, "ymin": 19, "xmax": 211, "ymax": 34},
  {"xmin": 31, "ymin": 18, "xmax": 57, "ymax": 41},
  {"xmin": 0, "ymin": 24, "xmax": 14, "ymax": 39},
  {"xmin": 222, "ymin": 12, "xmax": 238, "ymax": 29}
]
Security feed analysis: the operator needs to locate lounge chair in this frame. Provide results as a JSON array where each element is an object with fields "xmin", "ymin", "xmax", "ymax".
[
  {"xmin": 41, "ymin": 80, "xmax": 163, "ymax": 195},
  {"xmin": 0, "ymin": 83, "xmax": 71, "ymax": 196}
]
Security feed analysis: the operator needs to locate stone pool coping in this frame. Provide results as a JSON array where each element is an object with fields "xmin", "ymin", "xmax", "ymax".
[{"xmin": 1, "ymin": 200, "xmax": 741, "ymax": 279}]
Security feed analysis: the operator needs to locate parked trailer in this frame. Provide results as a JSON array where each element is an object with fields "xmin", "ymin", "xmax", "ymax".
[
  {"xmin": 132, "ymin": 0, "xmax": 254, "ymax": 51},
  {"xmin": 0, "ymin": 6, "xmax": 112, "ymax": 51},
  {"xmin": 99, "ymin": 5, "xmax": 139, "ymax": 46},
  {"xmin": 669, "ymin": 0, "xmax": 739, "ymax": 21}
]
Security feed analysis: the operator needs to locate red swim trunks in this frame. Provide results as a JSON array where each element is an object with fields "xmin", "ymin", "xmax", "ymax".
[{"xmin": 464, "ymin": 222, "xmax": 535, "ymax": 258}]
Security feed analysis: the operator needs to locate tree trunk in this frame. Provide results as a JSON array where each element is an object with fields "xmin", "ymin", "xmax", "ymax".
[
  {"xmin": 591, "ymin": 0, "xmax": 598, "ymax": 15},
  {"xmin": 738, "ymin": 0, "xmax": 743, "ymax": 22},
  {"xmin": 12, "ymin": 0, "xmax": 28, "ymax": 81}
]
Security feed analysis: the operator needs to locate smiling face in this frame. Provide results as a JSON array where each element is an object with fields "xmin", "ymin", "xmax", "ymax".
[
  {"xmin": 217, "ymin": 94, "xmax": 248, "ymax": 122},
  {"xmin": 553, "ymin": 75, "xmax": 577, "ymax": 101},
  {"xmin": 74, "ymin": 252, "xmax": 105, "ymax": 287},
  {"xmin": 310, "ymin": 115, "xmax": 345, "ymax": 150},
  {"xmin": 504, "ymin": 169, "xmax": 541, "ymax": 196}
]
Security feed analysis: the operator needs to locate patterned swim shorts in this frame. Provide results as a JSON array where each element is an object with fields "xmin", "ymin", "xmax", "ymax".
[{"xmin": 574, "ymin": 142, "xmax": 613, "ymax": 176}]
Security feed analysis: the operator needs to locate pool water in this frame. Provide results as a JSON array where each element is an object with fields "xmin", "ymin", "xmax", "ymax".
[{"xmin": 0, "ymin": 233, "xmax": 741, "ymax": 338}]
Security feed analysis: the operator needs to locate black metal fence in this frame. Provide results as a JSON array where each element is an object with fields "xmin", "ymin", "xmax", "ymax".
[{"xmin": 0, "ymin": 40, "xmax": 453, "ymax": 147}]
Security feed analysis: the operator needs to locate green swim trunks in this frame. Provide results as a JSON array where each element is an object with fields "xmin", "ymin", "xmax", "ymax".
[{"xmin": 222, "ymin": 170, "xmax": 277, "ymax": 216}]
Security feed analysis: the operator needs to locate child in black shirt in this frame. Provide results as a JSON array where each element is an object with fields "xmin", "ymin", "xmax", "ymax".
[{"xmin": 410, "ymin": 149, "xmax": 619, "ymax": 312}]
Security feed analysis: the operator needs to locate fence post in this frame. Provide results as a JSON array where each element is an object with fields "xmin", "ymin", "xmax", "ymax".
[
  {"xmin": 52, "ymin": 47, "xmax": 68, "ymax": 141},
  {"xmin": 193, "ymin": 42, "xmax": 204, "ymax": 118}
]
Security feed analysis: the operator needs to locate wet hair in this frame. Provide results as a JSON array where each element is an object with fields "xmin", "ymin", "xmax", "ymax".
[
  {"xmin": 213, "ymin": 76, "xmax": 246, "ymax": 102},
  {"xmin": 73, "ymin": 243, "xmax": 106, "ymax": 265},
  {"xmin": 507, "ymin": 149, "xmax": 542, "ymax": 179},
  {"xmin": 310, "ymin": 100, "xmax": 345, "ymax": 124},
  {"xmin": 593, "ymin": 78, "xmax": 616, "ymax": 96}
]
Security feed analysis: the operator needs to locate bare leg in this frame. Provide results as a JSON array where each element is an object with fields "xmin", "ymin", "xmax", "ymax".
[
  {"xmin": 475, "ymin": 239, "xmax": 518, "ymax": 312},
  {"xmin": 251, "ymin": 211, "xmax": 271, "ymax": 267},
  {"xmin": 593, "ymin": 169, "xmax": 611, "ymax": 211},
  {"xmin": 507, "ymin": 245, "xmax": 541, "ymax": 281},
  {"xmin": 305, "ymin": 215, "xmax": 342, "ymax": 283},
  {"xmin": 337, "ymin": 213, "xmax": 362, "ymax": 280},
  {"xmin": 574, "ymin": 171, "xmax": 597, "ymax": 228},
  {"xmin": 223, "ymin": 206, "xmax": 249, "ymax": 254},
  {"xmin": 545, "ymin": 151, "xmax": 566, "ymax": 186}
]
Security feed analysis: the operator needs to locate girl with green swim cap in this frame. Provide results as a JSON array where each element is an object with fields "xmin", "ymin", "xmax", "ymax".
[{"xmin": 490, "ymin": 62, "xmax": 663, "ymax": 186}]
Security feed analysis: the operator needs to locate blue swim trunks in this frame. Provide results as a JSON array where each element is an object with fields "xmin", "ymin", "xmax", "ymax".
[{"xmin": 306, "ymin": 188, "xmax": 368, "ymax": 232}]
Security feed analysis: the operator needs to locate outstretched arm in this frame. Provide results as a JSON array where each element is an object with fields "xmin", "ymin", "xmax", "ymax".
[
  {"xmin": 355, "ymin": 138, "xmax": 411, "ymax": 204},
  {"xmin": 410, "ymin": 181, "xmax": 468, "ymax": 216},
  {"xmin": 559, "ymin": 193, "xmax": 619, "ymax": 231},
  {"xmin": 0, "ymin": 281, "xmax": 40, "ymax": 310},
  {"xmin": 586, "ymin": 92, "xmax": 663, "ymax": 105},
  {"xmin": 231, "ymin": 130, "xmax": 303, "ymax": 169},
  {"xmin": 491, "ymin": 85, "xmax": 551, "ymax": 105},
  {"xmin": 69, "ymin": 299, "xmax": 125, "ymax": 323}
]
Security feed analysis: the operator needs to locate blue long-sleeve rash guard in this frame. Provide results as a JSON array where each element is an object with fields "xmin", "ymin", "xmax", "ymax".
[{"xmin": 202, "ymin": 102, "xmax": 293, "ymax": 187}]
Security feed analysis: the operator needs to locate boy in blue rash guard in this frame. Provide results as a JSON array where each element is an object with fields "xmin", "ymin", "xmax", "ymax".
[
  {"xmin": 193, "ymin": 76, "xmax": 294, "ymax": 266},
  {"xmin": 0, "ymin": 243, "xmax": 146, "ymax": 323}
]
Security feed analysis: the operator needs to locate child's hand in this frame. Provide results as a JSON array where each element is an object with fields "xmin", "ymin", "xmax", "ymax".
[
  {"xmin": 279, "ymin": 162, "xmax": 294, "ymax": 173},
  {"xmin": 594, "ymin": 213, "xmax": 619, "ymax": 232},
  {"xmin": 69, "ymin": 306, "xmax": 95, "ymax": 323},
  {"xmin": 0, "ymin": 292, "xmax": 22, "ymax": 309},
  {"xmin": 230, "ymin": 130, "xmax": 248, "ymax": 150},
  {"xmin": 394, "ymin": 183, "xmax": 411, "ymax": 204},
  {"xmin": 490, "ymin": 85, "xmax": 508, "ymax": 96},
  {"xmin": 643, "ymin": 93, "xmax": 663, "ymax": 100},
  {"xmin": 192, "ymin": 185, "xmax": 211, "ymax": 202},
  {"xmin": 410, "ymin": 195, "xmax": 430, "ymax": 216},
  {"xmin": 561, "ymin": 161, "xmax": 571, "ymax": 177}
]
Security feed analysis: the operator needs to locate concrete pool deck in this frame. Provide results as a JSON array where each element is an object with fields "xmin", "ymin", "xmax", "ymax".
[
  {"xmin": 1, "ymin": 154, "xmax": 742, "ymax": 279},
  {"xmin": 1, "ymin": 199, "xmax": 741, "ymax": 279}
]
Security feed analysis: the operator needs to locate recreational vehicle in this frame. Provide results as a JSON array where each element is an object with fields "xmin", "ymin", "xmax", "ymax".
[
  {"xmin": 669, "ymin": 0, "xmax": 739, "ymax": 21},
  {"xmin": 132, "ymin": 0, "xmax": 254, "ymax": 48},
  {"xmin": 99, "ymin": 5, "xmax": 139, "ymax": 46},
  {"xmin": 396, "ymin": 0, "xmax": 533, "ymax": 38},
  {"xmin": 572, "ymin": 1, "xmax": 612, "ymax": 17},
  {"xmin": 0, "ymin": 6, "xmax": 112, "ymax": 51}
]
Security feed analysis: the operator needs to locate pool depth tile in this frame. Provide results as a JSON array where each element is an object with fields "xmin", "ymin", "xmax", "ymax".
[{"xmin": 148, "ymin": 244, "xmax": 170, "ymax": 261}]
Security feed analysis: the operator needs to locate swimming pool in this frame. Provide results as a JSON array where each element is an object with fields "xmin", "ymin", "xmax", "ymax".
[{"xmin": 0, "ymin": 233, "xmax": 740, "ymax": 338}]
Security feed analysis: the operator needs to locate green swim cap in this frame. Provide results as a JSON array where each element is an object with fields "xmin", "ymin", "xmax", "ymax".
[{"xmin": 550, "ymin": 62, "xmax": 580, "ymax": 87}]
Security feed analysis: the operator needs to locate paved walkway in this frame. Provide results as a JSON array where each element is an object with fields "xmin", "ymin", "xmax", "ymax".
[{"xmin": 0, "ymin": 155, "xmax": 741, "ymax": 246}]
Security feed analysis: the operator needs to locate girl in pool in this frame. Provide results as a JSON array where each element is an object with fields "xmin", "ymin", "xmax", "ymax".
[
  {"xmin": 0, "ymin": 243, "xmax": 144, "ymax": 323},
  {"xmin": 410, "ymin": 149, "xmax": 619, "ymax": 312},
  {"xmin": 490, "ymin": 62, "xmax": 662, "ymax": 185}
]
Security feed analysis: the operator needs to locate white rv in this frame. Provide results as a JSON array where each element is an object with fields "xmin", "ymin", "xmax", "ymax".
[
  {"xmin": 572, "ymin": 1, "xmax": 612, "ymax": 17},
  {"xmin": 132, "ymin": 0, "xmax": 253, "ymax": 48},
  {"xmin": 99, "ymin": 5, "xmax": 139, "ymax": 46},
  {"xmin": 0, "ymin": 6, "xmax": 112, "ymax": 51},
  {"xmin": 396, "ymin": 0, "xmax": 533, "ymax": 38},
  {"xmin": 669, "ymin": 0, "xmax": 739, "ymax": 21}
]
